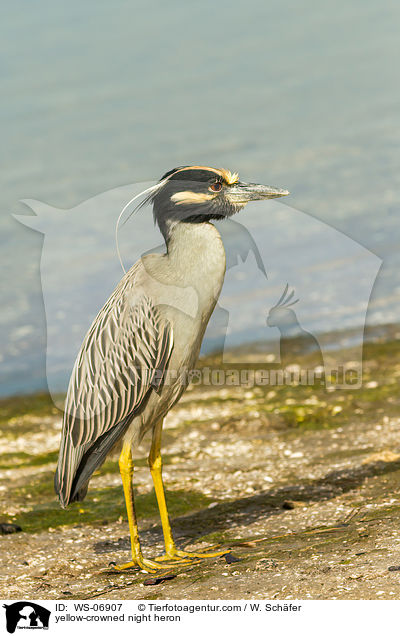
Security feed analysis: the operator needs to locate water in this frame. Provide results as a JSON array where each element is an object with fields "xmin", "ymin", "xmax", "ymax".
[{"xmin": 1, "ymin": 0, "xmax": 400, "ymax": 397}]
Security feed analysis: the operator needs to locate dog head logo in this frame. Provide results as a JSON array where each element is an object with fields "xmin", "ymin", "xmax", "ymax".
[{"xmin": 3, "ymin": 602, "xmax": 50, "ymax": 633}]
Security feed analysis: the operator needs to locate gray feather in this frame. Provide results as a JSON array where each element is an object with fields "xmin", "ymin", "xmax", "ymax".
[{"xmin": 55, "ymin": 261, "xmax": 173, "ymax": 507}]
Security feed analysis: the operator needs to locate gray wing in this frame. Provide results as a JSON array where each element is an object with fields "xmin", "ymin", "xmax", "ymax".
[{"xmin": 55, "ymin": 263, "xmax": 173, "ymax": 507}]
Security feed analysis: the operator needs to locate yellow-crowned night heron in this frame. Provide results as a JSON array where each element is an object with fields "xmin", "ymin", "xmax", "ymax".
[{"xmin": 55, "ymin": 165, "xmax": 289, "ymax": 572}]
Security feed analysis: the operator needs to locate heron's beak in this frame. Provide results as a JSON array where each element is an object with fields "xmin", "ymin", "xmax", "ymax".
[{"xmin": 227, "ymin": 182, "xmax": 289, "ymax": 205}]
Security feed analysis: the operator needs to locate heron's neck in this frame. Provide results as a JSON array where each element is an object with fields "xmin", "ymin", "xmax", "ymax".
[
  {"xmin": 141, "ymin": 221, "xmax": 226, "ymax": 320},
  {"xmin": 166, "ymin": 220, "xmax": 221, "ymax": 255},
  {"xmin": 165, "ymin": 221, "xmax": 226, "ymax": 296}
]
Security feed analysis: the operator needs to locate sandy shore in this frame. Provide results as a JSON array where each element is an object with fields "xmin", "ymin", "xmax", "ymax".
[{"xmin": 1, "ymin": 337, "xmax": 400, "ymax": 599}]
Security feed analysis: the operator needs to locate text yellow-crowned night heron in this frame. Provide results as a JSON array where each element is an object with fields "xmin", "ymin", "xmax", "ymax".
[{"xmin": 55, "ymin": 165, "xmax": 289, "ymax": 572}]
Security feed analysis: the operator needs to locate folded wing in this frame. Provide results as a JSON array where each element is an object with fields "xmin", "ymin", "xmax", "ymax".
[{"xmin": 55, "ymin": 263, "xmax": 173, "ymax": 507}]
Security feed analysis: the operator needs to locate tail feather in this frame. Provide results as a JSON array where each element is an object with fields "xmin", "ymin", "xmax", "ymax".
[
  {"xmin": 54, "ymin": 415, "xmax": 132, "ymax": 507},
  {"xmin": 54, "ymin": 431, "xmax": 85, "ymax": 508}
]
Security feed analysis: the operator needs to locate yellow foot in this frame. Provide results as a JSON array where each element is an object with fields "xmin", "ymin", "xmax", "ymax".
[
  {"xmin": 114, "ymin": 557, "xmax": 173, "ymax": 573},
  {"xmin": 156, "ymin": 546, "xmax": 230, "ymax": 561},
  {"xmin": 154, "ymin": 553, "xmax": 196, "ymax": 565}
]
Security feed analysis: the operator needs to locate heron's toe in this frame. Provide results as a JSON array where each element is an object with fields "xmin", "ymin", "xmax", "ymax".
[
  {"xmin": 174, "ymin": 547, "xmax": 231, "ymax": 559},
  {"xmin": 113, "ymin": 558, "xmax": 172, "ymax": 573},
  {"xmin": 155, "ymin": 554, "xmax": 196, "ymax": 565}
]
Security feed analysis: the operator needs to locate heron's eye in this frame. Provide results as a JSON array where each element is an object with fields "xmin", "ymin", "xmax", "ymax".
[{"xmin": 210, "ymin": 181, "xmax": 222, "ymax": 192}]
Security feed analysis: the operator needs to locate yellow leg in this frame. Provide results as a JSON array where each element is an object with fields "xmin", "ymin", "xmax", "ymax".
[
  {"xmin": 115, "ymin": 441, "xmax": 172, "ymax": 573},
  {"xmin": 149, "ymin": 421, "xmax": 230, "ymax": 562}
]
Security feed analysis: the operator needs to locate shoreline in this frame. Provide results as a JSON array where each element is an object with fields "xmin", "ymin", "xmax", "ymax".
[{"xmin": 1, "ymin": 321, "xmax": 400, "ymax": 404}]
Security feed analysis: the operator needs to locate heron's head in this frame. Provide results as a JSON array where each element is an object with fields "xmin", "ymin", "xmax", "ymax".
[{"xmin": 151, "ymin": 165, "xmax": 289, "ymax": 240}]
